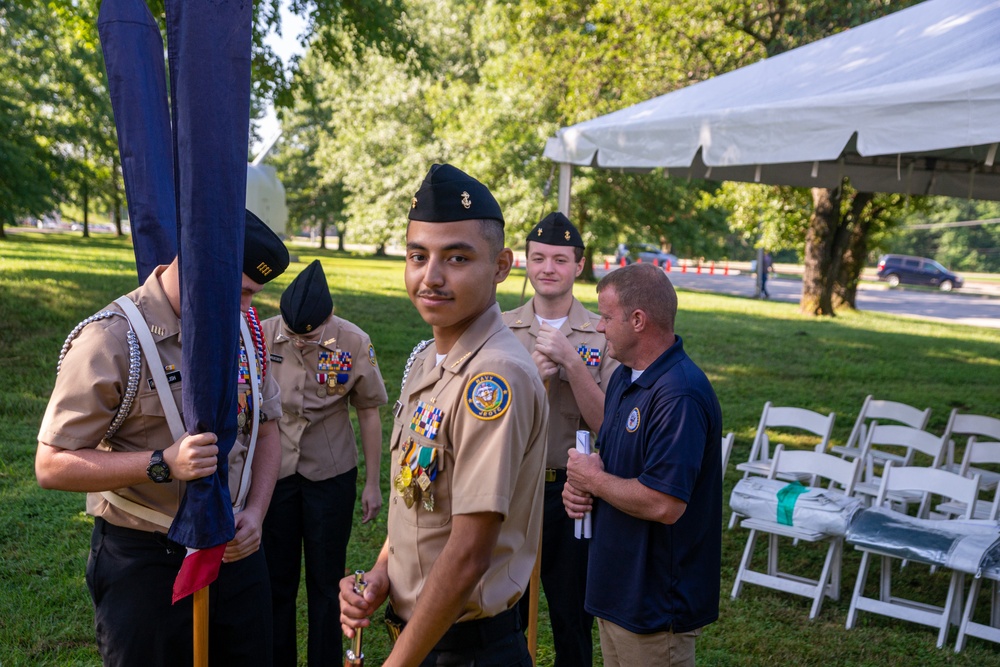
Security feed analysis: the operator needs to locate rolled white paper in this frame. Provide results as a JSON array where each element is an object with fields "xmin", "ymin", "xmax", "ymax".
[{"xmin": 575, "ymin": 430, "xmax": 592, "ymax": 539}]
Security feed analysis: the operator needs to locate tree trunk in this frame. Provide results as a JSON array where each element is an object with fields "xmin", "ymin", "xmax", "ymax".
[
  {"xmin": 337, "ymin": 224, "xmax": 345, "ymax": 252},
  {"xmin": 375, "ymin": 242, "xmax": 386, "ymax": 256},
  {"xmin": 319, "ymin": 218, "xmax": 327, "ymax": 249},
  {"xmin": 832, "ymin": 192, "xmax": 875, "ymax": 309},
  {"xmin": 800, "ymin": 187, "xmax": 841, "ymax": 315},
  {"xmin": 577, "ymin": 207, "xmax": 595, "ymax": 282},
  {"xmin": 82, "ymin": 180, "xmax": 90, "ymax": 238},
  {"xmin": 112, "ymin": 156, "xmax": 123, "ymax": 236}
]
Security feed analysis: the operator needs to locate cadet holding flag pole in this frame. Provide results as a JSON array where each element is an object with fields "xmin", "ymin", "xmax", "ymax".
[
  {"xmin": 35, "ymin": 212, "xmax": 289, "ymax": 666},
  {"xmin": 339, "ymin": 164, "xmax": 548, "ymax": 666}
]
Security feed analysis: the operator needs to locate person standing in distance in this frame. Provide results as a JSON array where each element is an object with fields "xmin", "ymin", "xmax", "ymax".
[
  {"xmin": 339, "ymin": 163, "xmax": 548, "ymax": 667},
  {"xmin": 261, "ymin": 259, "xmax": 388, "ymax": 667},
  {"xmin": 35, "ymin": 210, "xmax": 289, "ymax": 667},
  {"xmin": 503, "ymin": 212, "xmax": 618, "ymax": 667},
  {"xmin": 562, "ymin": 263, "xmax": 722, "ymax": 667}
]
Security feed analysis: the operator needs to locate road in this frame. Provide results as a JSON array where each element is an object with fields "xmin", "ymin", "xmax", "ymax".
[{"xmin": 591, "ymin": 267, "xmax": 1000, "ymax": 329}]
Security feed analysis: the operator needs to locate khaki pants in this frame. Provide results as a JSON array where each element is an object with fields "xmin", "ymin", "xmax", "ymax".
[{"xmin": 598, "ymin": 617, "xmax": 701, "ymax": 667}]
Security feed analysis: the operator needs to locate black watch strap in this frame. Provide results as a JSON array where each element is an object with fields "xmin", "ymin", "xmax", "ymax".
[{"xmin": 146, "ymin": 449, "xmax": 171, "ymax": 483}]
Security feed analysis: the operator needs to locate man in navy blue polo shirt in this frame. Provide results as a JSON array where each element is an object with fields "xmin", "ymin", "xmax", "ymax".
[{"xmin": 562, "ymin": 263, "xmax": 722, "ymax": 667}]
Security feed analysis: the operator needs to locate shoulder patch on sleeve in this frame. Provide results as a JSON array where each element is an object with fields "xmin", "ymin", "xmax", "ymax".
[
  {"xmin": 368, "ymin": 343, "xmax": 377, "ymax": 366},
  {"xmin": 464, "ymin": 372, "xmax": 512, "ymax": 420}
]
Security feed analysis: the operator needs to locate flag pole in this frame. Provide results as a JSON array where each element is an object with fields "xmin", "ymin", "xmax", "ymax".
[{"xmin": 194, "ymin": 586, "xmax": 209, "ymax": 667}]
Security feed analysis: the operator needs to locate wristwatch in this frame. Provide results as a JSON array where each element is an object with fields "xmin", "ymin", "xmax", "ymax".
[{"xmin": 146, "ymin": 450, "xmax": 171, "ymax": 483}]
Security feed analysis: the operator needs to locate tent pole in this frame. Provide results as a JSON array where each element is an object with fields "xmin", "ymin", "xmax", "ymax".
[{"xmin": 558, "ymin": 163, "xmax": 572, "ymax": 216}]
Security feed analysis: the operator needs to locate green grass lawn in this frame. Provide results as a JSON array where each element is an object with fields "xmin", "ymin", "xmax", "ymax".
[{"xmin": 3, "ymin": 232, "xmax": 1000, "ymax": 666}]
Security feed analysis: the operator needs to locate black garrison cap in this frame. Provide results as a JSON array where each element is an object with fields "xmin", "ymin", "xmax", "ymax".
[
  {"xmin": 528, "ymin": 212, "xmax": 584, "ymax": 248},
  {"xmin": 408, "ymin": 163, "xmax": 504, "ymax": 225},
  {"xmin": 280, "ymin": 260, "xmax": 333, "ymax": 334},
  {"xmin": 244, "ymin": 209, "xmax": 289, "ymax": 284}
]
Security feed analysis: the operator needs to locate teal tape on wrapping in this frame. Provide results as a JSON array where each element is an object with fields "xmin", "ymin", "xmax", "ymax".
[{"xmin": 776, "ymin": 481, "xmax": 808, "ymax": 526}]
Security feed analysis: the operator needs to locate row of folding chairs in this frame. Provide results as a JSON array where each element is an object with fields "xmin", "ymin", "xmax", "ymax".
[{"xmin": 726, "ymin": 396, "xmax": 1000, "ymax": 652}]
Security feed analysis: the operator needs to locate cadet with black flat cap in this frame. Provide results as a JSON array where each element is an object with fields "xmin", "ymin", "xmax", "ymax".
[
  {"xmin": 504, "ymin": 211, "xmax": 617, "ymax": 667},
  {"xmin": 35, "ymin": 210, "xmax": 289, "ymax": 667},
  {"xmin": 339, "ymin": 164, "xmax": 548, "ymax": 667},
  {"xmin": 262, "ymin": 259, "xmax": 388, "ymax": 667}
]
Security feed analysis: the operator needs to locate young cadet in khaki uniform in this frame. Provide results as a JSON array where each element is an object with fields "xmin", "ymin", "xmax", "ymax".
[
  {"xmin": 339, "ymin": 164, "xmax": 548, "ymax": 667},
  {"xmin": 34, "ymin": 211, "xmax": 289, "ymax": 667},
  {"xmin": 503, "ymin": 212, "xmax": 618, "ymax": 667},
  {"xmin": 261, "ymin": 259, "xmax": 388, "ymax": 667}
]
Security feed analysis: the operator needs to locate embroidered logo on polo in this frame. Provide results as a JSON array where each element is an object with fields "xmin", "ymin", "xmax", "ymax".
[
  {"xmin": 465, "ymin": 373, "xmax": 512, "ymax": 420},
  {"xmin": 576, "ymin": 344, "xmax": 602, "ymax": 367},
  {"xmin": 626, "ymin": 407, "xmax": 641, "ymax": 432},
  {"xmin": 368, "ymin": 344, "xmax": 377, "ymax": 366},
  {"xmin": 410, "ymin": 401, "xmax": 443, "ymax": 440}
]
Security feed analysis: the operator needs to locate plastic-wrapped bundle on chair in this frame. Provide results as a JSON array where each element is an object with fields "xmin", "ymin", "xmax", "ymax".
[
  {"xmin": 846, "ymin": 506, "xmax": 1000, "ymax": 574},
  {"xmin": 730, "ymin": 477, "xmax": 864, "ymax": 537}
]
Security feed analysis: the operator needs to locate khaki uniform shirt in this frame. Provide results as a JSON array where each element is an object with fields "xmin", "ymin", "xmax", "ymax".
[
  {"xmin": 386, "ymin": 304, "xmax": 547, "ymax": 622},
  {"xmin": 262, "ymin": 314, "xmax": 388, "ymax": 481},
  {"xmin": 503, "ymin": 297, "xmax": 618, "ymax": 469},
  {"xmin": 37, "ymin": 265, "xmax": 282, "ymax": 533}
]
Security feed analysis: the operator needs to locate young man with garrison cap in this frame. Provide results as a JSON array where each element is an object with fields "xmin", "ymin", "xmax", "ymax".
[
  {"xmin": 504, "ymin": 211, "xmax": 617, "ymax": 667},
  {"xmin": 35, "ymin": 210, "xmax": 289, "ymax": 667},
  {"xmin": 261, "ymin": 259, "xmax": 388, "ymax": 667},
  {"xmin": 339, "ymin": 164, "xmax": 548, "ymax": 666}
]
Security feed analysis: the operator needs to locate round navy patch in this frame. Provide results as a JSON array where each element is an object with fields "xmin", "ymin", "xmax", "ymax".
[
  {"xmin": 465, "ymin": 373, "xmax": 512, "ymax": 421},
  {"xmin": 626, "ymin": 407, "xmax": 640, "ymax": 432}
]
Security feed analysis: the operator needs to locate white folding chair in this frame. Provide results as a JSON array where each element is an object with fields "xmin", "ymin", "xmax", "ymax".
[
  {"xmin": 937, "ymin": 434, "xmax": 1000, "ymax": 520},
  {"xmin": 736, "ymin": 402, "xmax": 836, "ymax": 478},
  {"xmin": 954, "ymin": 485, "xmax": 1000, "ymax": 652},
  {"xmin": 731, "ymin": 445, "xmax": 861, "ymax": 618},
  {"xmin": 730, "ymin": 403, "xmax": 835, "ymax": 528},
  {"xmin": 846, "ymin": 463, "xmax": 981, "ymax": 648},
  {"xmin": 851, "ymin": 423, "xmax": 951, "ymax": 512},
  {"xmin": 831, "ymin": 395, "xmax": 931, "ymax": 463},
  {"xmin": 721, "ymin": 432, "xmax": 735, "ymax": 479},
  {"xmin": 941, "ymin": 411, "xmax": 1000, "ymax": 491}
]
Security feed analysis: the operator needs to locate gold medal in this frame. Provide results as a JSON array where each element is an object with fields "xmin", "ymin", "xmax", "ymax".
[
  {"xmin": 393, "ymin": 472, "xmax": 407, "ymax": 495},
  {"xmin": 316, "ymin": 387, "xmax": 327, "ymax": 398},
  {"xmin": 402, "ymin": 484, "xmax": 416, "ymax": 509},
  {"xmin": 335, "ymin": 384, "xmax": 347, "ymax": 396},
  {"xmin": 417, "ymin": 472, "xmax": 431, "ymax": 492},
  {"xmin": 400, "ymin": 465, "xmax": 412, "ymax": 487}
]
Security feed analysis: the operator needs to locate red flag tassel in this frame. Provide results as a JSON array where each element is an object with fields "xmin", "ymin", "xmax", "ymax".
[{"xmin": 172, "ymin": 543, "xmax": 227, "ymax": 603}]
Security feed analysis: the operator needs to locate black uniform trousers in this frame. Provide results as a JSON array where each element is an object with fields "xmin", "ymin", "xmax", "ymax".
[
  {"xmin": 386, "ymin": 605, "xmax": 532, "ymax": 667},
  {"xmin": 86, "ymin": 516, "xmax": 272, "ymax": 667},
  {"xmin": 262, "ymin": 468, "xmax": 357, "ymax": 667},
  {"xmin": 518, "ymin": 471, "xmax": 594, "ymax": 667}
]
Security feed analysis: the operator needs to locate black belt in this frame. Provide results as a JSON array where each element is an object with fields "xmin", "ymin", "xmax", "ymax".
[
  {"xmin": 385, "ymin": 604, "xmax": 521, "ymax": 653},
  {"xmin": 94, "ymin": 516, "xmax": 182, "ymax": 551},
  {"xmin": 545, "ymin": 468, "xmax": 566, "ymax": 483}
]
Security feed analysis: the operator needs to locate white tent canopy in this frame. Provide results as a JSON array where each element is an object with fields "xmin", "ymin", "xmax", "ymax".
[{"xmin": 544, "ymin": 0, "xmax": 1000, "ymax": 204}]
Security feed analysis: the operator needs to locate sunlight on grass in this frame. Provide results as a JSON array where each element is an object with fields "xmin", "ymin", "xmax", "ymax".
[{"xmin": 3, "ymin": 233, "xmax": 1000, "ymax": 666}]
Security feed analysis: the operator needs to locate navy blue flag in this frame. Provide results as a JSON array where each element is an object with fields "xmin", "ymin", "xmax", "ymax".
[
  {"xmin": 97, "ymin": 0, "xmax": 177, "ymax": 284},
  {"xmin": 99, "ymin": 0, "xmax": 253, "ymax": 598}
]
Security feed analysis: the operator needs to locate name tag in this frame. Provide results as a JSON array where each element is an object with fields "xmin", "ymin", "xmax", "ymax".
[
  {"xmin": 270, "ymin": 354, "xmax": 284, "ymax": 363},
  {"xmin": 147, "ymin": 370, "xmax": 182, "ymax": 390}
]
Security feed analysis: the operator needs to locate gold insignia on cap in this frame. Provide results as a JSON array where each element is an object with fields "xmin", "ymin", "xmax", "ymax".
[
  {"xmin": 565, "ymin": 231, "xmax": 571, "ymax": 240},
  {"xmin": 411, "ymin": 196, "xmax": 418, "ymax": 209},
  {"xmin": 537, "ymin": 228, "xmax": 543, "ymax": 236},
  {"xmin": 461, "ymin": 191, "xmax": 471, "ymax": 209},
  {"xmin": 257, "ymin": 261, "xmax": 273, "ymax": 276},
  {"xmin": 306, "ymin": 324, "xmax": 313, "ymax": 332}
]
